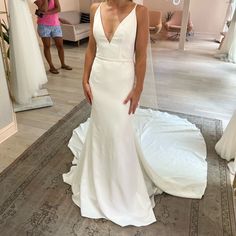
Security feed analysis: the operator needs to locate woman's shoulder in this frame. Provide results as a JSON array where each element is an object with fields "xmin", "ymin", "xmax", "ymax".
[
  {"xmin": 136, "ymin": 4, "xmax": 148, "ymax": 20},
  {"xmin": 136, "ymin": 4, "xmax": 148, "ymax": 13},
  {"xmin": 136, "ymin": 4, "xmax": 148, "ymax": 22},
  {"xmin": 90, "ymin": 2, "xmax": 101, "ymax": 13}
]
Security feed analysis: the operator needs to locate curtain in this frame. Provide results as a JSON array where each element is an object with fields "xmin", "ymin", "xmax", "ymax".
[
  {"xmin": 9, "ymin": 0, "xmax": 48, "ymax": 105},
  {"xmin": 133, "ymin": 0, "xmax": 159, "ymax": 109}
]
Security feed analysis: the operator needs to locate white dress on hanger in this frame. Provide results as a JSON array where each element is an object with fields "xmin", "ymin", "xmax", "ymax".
[
  {"xmin": 222, "ymin": 0, "xmax": 236, "ymax": 32},
  {"xmin": 63, "ymin": 3, "xmax": 207, "ymax": 227},
  {"xmin": 215, "ymin": 112, "xmax": 236, "ymax": 175},
  {"xmin": 216, "ymin": 8, "xmax": 236, "ymax": 63},
  {"xmin": 9, "ymin": 0, "xmax": 47, "ymax": 105}
]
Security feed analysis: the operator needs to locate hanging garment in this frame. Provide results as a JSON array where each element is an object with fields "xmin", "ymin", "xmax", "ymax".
[
  {"xmin": 216, "ymin": 9, "xmax": 236, "ymax": 63},
  {"xmin": 215, "ymin": 111, "xmax": 236, "ymax": 162},
  {"xmin": 222, "ymin": 0, "xmax": 236, "ymax": 33},
  {"xmin": 9, "ymin": 0, "xmax": 47, "ymax": 105}
]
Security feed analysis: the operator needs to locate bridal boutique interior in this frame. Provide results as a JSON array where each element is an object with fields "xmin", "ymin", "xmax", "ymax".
[{"xmin": 0, "ymin": 0, "xmax": 236, "ymax": 235}]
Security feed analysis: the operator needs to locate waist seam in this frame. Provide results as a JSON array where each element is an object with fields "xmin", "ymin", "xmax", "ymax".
[{"xmin": 95, "ymin": 56, "xmax": 134, "ymax": 62}]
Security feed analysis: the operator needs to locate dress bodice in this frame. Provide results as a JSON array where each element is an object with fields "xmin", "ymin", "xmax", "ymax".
[{"xmin": 93, "ymin": 4, "xmax": 137, "ymax": 62}]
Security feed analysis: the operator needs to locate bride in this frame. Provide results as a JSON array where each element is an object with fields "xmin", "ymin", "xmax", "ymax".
[{"xmin": 63, "ymin": 0, "xmax": 207, "ymax": 227}]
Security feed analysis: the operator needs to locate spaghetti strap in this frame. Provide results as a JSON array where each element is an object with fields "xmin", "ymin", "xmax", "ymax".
[{"xmin": 94, "ymin": 2, "xmax": 102, "ymax": 18}]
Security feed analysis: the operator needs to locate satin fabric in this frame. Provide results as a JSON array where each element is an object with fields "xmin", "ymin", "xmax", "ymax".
[{"xmin": 63, "ymin": 3, "xmax": 207, "ymax": 227}]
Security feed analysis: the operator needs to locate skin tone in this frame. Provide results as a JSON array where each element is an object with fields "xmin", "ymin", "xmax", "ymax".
[
  {"xmin": 83, "ymin": 0, "xmax": 149, "ymax": 114},
  {"xmin": 34, "ymin": 0, "xmax": 72, "ymax": 74}
]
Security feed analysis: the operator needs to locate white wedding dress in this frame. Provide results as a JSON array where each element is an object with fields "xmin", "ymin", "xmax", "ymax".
[
  {"xmin": 9, "ymin": 0, "xmax": 47, "ymax": 105},
  {"xmin": 63, "ymin": 3, "xmax": 207, "ymax": 227},
  {"xmin": 215, "ymin": 112, "xmax": 236, "ymax": 175}
]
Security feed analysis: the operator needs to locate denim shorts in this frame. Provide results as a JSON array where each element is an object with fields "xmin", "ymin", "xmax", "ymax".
[{"xmin": 37, "ymin": 25, "xmax": 63, "ymax": 38}]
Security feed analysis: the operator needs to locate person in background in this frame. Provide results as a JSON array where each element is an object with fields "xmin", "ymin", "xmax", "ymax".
[{"xmin": 34, "ymin": 0, "xmax": 72, "ymax": 74}]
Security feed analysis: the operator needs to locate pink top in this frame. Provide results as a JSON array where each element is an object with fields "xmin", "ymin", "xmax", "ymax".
[{"xmin": 37, "ymin": 0, "xmax": 60, "ymax": 26}]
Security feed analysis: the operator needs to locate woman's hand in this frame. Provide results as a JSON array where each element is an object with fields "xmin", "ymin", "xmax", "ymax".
[
  {"xmin": 83, "ymin": 81, "xmax": 93, "ymax": 105},
  {"xmin": 123, "ymin": 87, "xmax": 142, "ymax": 115}
]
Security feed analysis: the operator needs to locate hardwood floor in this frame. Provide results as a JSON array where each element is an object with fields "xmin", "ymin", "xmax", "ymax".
[
  {"xmin": 0, "ymin": 42, "xmax": 87, "ymax": 172},
  {"xmin": 153, "ymin": 38, "xmax": 236, "ymax": 123},
  {"xmin": 0, "ymin": 38, "xmax": 236, "ymax": 173}
]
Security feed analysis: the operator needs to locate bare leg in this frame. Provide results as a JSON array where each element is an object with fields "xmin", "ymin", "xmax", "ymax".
[
  {"xmin": 54, "ymin": 37, "xmax": 72, "ymax": 70},
  {"xmin": 41, "ymin": 37, "xmax": 59, "ymax": 74}
]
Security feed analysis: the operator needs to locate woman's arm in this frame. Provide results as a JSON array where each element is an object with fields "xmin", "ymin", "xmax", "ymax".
[
  {"xmin": 124, "ymin": 5, "xmax": 149, "ymax": 114},
  {"xmin": 82, "ymin": 3, "xmax": 99, "ymax": 104},
  {"xmin": 34, "ymin": 0, "xmax": 41, "ymax": 8},
  {"xmin": 34, "ymin": 0, "xmax": 48, "ymax": 12}
]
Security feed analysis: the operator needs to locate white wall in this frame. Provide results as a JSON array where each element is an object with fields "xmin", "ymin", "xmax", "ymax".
[
  {"xmin": 144, "ymin": 0, "xmax": 229, "ymax": 38},
  {"xmin": 60, "ymin": 0, "xmax": 80, "ymax": 11},
  {"xmin": 79, "ymin": 0, "xmax": 93, "ymax": 13},
  {"xmin": 144, "ymin": 0, "xmax": 183, "ymax": 19},
  {"xmin": 0, "ymin": 51, "xmax": 12, "ymax": 130},
  {"xmin": 0, "ymin": 1, "xmax": 12, "ymax": 132},
  {"xmin": 189, "ymin": 0, "xmax": 228, "ymax": 37},
  {"xmin": 0, "ymin": 47, "xmax": 17, "ymax": 144}
]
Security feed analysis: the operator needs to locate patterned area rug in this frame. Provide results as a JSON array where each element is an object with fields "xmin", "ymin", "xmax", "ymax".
[{"xmin": 0, "ymin": 100, "xmax": 235, "ymax": 236}]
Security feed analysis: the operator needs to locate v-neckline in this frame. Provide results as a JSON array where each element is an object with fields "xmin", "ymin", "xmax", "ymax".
[{"xmin": 99, "ymin": 3, "xmax": 136, "ymax": 44}]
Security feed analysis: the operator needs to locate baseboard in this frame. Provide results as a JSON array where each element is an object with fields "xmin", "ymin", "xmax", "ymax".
[
  {"xmin": 13, "ymin": 89, "xmax": 53, "ymax": 112},
  {"xmin": 193, "ymin": 31, "xmax": 220, "ymax": 40},
  {"xmin": 0, "ymin": 113, "xmax": 18, "ymax": 144}
]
